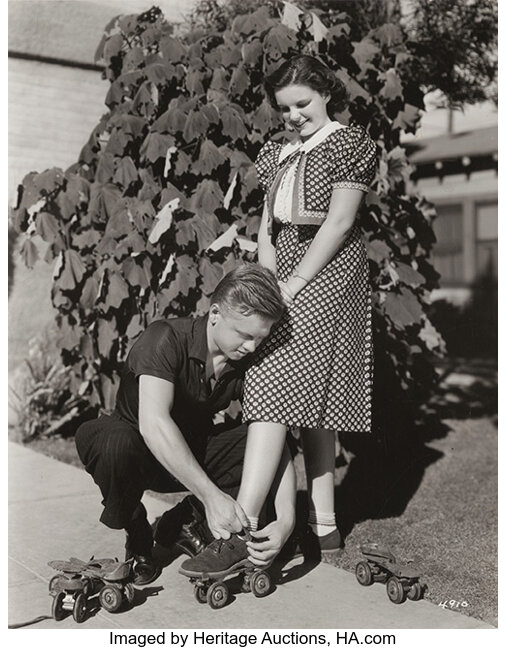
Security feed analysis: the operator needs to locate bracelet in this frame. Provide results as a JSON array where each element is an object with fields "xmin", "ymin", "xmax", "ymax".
[{"xmin": 292, "ymin": 272, "xmax": 310, "ymax": 285}]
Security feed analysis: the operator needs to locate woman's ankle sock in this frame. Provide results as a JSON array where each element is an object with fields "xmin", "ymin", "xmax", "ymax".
[
  {"xmin": 247, "ymin": 516, "xmax": 259, "ymax": 533},
  {"xmin": 308, "ymin": 510, "xmax": 336, "ymax": 537}
]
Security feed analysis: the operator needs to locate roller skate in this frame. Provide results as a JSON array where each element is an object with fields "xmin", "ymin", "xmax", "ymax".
[
  {"xmin": 48, "ymin": 556, "xmax": 135, "ymax": 622},
  {"xmin": 355, "ymin": 542, "xmax": 426, "ymax": 604},
  {"xmin": 178, "ymin": 531, "xmax": 272, "ymax": 609}
]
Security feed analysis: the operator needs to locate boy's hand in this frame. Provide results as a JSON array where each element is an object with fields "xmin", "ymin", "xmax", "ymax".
[
  {"xmin": 203, "ymin": 489, "xmax": 249, "ymax": 540},
  {"xmin": 246, "ymin": 519, "xmax": 294, "ymax": 566}
]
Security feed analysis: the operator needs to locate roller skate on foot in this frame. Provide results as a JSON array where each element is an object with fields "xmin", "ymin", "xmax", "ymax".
[{"xmin": 178, "ymin": 531, "xmax": 272, "ymax": 608}]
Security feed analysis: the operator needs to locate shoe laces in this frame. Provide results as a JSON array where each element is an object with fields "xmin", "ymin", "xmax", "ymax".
[{"xmin": 209, "ymin": 538, "xmax": 235, "ymax": 554}]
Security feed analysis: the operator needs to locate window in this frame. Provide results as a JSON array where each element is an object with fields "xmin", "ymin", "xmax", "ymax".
[
  {"xmin": 476, "ymin": 203, "xmax": 497, "ymax": 279},
  {"xmin": 432, "ymin": 204, "xmax": 464, "ymax": 285}
]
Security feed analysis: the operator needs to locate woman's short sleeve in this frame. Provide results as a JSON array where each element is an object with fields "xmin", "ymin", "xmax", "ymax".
[
  {"xmin": 254, "ymin": 140, "xmax": 281, "ymax": 191},
  {"xmin": 327, "ymin": 127, "xmax": 376, "ymax": 192}
]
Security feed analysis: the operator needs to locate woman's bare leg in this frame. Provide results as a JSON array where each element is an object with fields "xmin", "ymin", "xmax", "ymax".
[
  {"xmin": 237, "ymin": 421, "xmax": 287, "ymax": 519},
  {"xmin": 300, "ymin": 427, "xmax": 337, "ymax": 534}
]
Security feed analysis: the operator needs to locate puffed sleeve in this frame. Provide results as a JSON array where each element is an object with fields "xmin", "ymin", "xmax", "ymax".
[
  {"xmin": 254, "ymin": 140, "xmax": 281, "ymax": 192},
  {"xmin": 327, "ymin": 127, "xmax": 376, "ymax": 192}
]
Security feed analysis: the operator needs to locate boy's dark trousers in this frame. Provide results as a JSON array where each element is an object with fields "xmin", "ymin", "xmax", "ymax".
[{"xmin": 75, "ymin": 413, "xmax": 247, "ymax": 555}]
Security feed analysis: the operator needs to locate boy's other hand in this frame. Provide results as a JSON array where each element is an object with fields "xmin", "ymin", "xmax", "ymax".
[{"xmin": 246, "ymin": 519, "xmax": 293, "ymax": 566}]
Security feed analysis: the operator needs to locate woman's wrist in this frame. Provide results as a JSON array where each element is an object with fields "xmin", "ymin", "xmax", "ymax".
[{"xmin": 286, "ymin": 273, "xmax": 309, "ymax": 296}]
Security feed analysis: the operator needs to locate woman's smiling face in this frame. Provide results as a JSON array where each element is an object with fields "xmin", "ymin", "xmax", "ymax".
[{"xmin": 274, "ymin": 83, "xmax": 331, "ymax": 140}]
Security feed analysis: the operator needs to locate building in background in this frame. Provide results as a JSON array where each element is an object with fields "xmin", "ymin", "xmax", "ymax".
[{"xmin": 407, "ymin": 124, "xmax": 497, "ymax": 305}]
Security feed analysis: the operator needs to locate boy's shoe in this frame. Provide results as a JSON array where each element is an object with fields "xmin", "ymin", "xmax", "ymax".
[
  {"xmin": 155, "ymin": 496, "xmax": 212, "ymax": 557},
  {"xmin": 178, "ymin": 531, "xmax": 252, "ymax": 578},
  {"xmin": 125, "ymin": 505, "xmax": 161, "ymax": 585},
  {"xmin": 130, "ymin": 554, "xmax": 162, "ymax": 586},
  {"xmin": 302, "ymin": 526, "xmax": 344, "ymax": 560},
  {"xmin": 175, "ymin": 519, "xmax": 211, "ymax": 557},
  {"xmin": 154, "ymin": 499, "xmax": 192, "ymax": 548}
]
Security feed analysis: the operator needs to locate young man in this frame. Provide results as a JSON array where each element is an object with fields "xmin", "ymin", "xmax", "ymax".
[{"xmin": 75, "ymin": 264, "xmax": 296, "ymax": 585}]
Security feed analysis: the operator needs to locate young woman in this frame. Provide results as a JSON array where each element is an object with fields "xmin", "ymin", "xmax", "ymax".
[{"xmin": 180, "ymin": 54, "xmax": 376, "ymax": 575}]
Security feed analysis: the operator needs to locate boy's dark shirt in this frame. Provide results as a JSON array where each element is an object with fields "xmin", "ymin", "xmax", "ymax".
[{"xmin": 114, "ymin": 316, "xmax": 247, "ymax": 454}]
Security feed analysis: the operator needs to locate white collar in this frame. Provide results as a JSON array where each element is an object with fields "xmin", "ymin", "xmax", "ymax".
[{"xmin": 278, "ymin": 121, "xmax": 347, "ymax": 162}]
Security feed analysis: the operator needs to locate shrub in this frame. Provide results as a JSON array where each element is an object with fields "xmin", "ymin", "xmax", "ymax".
[{"xmin": 9, "ymin": 327, "xmax": 93, "ymax": 442}]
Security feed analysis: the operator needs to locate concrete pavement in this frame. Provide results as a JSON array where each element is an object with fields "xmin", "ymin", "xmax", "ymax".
[{"xmin": 8, "ymin": 442, "xmax": 494, "ymax": 630}]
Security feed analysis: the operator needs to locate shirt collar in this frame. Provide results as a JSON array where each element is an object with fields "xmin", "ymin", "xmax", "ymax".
[
  {"xmin": 188, "ymin": 314, "xmax": 209, "ymax": 363},
  {"xmin": 278, "ymin": 120, "xmax": 347, "ymax": 162},
  {"xmin": 188, "ymin": 313, "xmax": 252, "ymax": 373}
]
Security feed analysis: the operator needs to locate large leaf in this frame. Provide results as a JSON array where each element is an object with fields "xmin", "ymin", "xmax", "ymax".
[
  {"xmin": 395, "ymin": 262, "xmax": 425, "ymax": 288},
  {"xmin": 199, "ymin": 256, "xmax": 225, "ymax": 295},
  {"xmin": 190, "ymin": 180, "xmax": 224, "ymax": 213},
  {"xmin": 380, "ymin": 68, "xmax": 403, "ymax": 101},
  {"xmin": 20, "ymin": 238, "xmax": 39, "ymax": 268},
  {"xmin": 185, "ymin": 65, "xmax": 206, "ymax": 95},
  {"xmin": 160, "ymin": 35, "xmax": 187, "ymax": 62},
  {"xmin": 183, "ymin": 110, "xmax": 210, "ymax": 141},
  {"xmin": 383, "ymin": 288, "xmax": 424, "ymax": 327},
  {"xmin": 263, "ymin": 25, "xmax": 297, "ymax": 62},
  {"xmin": 210, "ymin": 66, "xmax": 229, "ymax": 93},
  {"xmin": 241, "ymin": 39, "xmax": 263, "ymax": 67},
  {"xmin": 56, "ymin": 250, "xmax": 87, "ymax": 291},
  {"xmin": 367, "ymin": 239, "xmax": 391, "ymax": 263},
  {"xmin": 104, "ymin": 272, "xmax": 130, "ymax": 310},
  {"xmin": 192, "ymin": 140, "xmax": 226, "ymax": 176},
  {"xmin": 140, "ymin": 133, "xmax": 175, "ymax": 164},
  {"xmin": 35, "ymin": 212, "xmax": 61, "ymax": 244},
  {"xmin": 113, "ymin": 156, "xmax": 138, "ymax": 188},
  {"xmin": 220, "ymin": 105, "xmax": 248, "ymax": 140},
  {"xmin": 96, "ymin": 318, "xmax": 118, "ymax": 358},
  {"xmin": 228, "ymin": 64, "xmax": 249, "ymax": 97},
  {"xmin": 81, "ymin": 275, "xmax": 99, "ymax": 309},
  {"xmin": 123, "ymin": 256, "xmax": 152, "ymax": 289}
]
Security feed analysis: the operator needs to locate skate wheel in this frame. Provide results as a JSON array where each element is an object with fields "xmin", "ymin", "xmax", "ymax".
[
  {"xmin": 407, "ymin": 582, "xmax": 423, "ymax": 601},
  {"xmin": 386, "ymin": 576, "xmax": 407, "ymax": 604},
  {"xmin": 207, "ymin": 582, "xmax": 229, "ymax": 609},
  {"xmin": 99, "ymin": 585, "xmax": 123, "ymax": 612},
  {"xmin": 250, "ymin": 571, "xmax": 271, "ymax": 598},
  {"xmin": 194, "ymin": 584, "xmax": 208, "ymax": 604},
  {"xmin": 72, "ymin": 592, "xmax": 87, "ymax": 623},
  {"xmin": 49, "ymin": 575, "xmax": 62, "ymax": 594},
  {"xmin": 124, "ymin": 583, "xmax": 136, "ymax": 605},
  {"xmin": 81, "ymin": 578, "xmax": 92, "ymax": 597},
  {"xmin": 241, "ymin": 573, "xmax": 251, "ymax": 593},
  {"xmin": 355, "ymin": 561, "xmax": 373, "ymax": 586},
  {"xmin": 52, "ymin": 591, "xmax": 66, "ymax": 621}
]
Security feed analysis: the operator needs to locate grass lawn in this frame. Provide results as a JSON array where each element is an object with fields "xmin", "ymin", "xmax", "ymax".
[
  {"xmin": 330, "ymin": 417, "xmax": 497, "ymax": 625},
  {"xmin": 15, "ymin": 362, "xmax": 497, "ymax": 626}
]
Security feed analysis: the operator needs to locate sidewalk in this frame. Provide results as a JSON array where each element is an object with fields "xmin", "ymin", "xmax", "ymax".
[{"xmin": 8, "ymin": 442, "xmax": 494, "ymax": 630}]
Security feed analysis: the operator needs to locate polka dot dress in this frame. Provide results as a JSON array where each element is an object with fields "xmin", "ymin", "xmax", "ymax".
[
  {"xmin": 242, "ymin": 224, "xmax": 373, "ymax": 432},
  {"xmin": 242, "ymin": 125, "xmax": 376, "ymax": 434}
]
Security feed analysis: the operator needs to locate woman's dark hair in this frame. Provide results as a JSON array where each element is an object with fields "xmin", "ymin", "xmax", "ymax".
[{"xmin": 264, "ymin": 55, "xmax": 349, "ymax": 116}]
